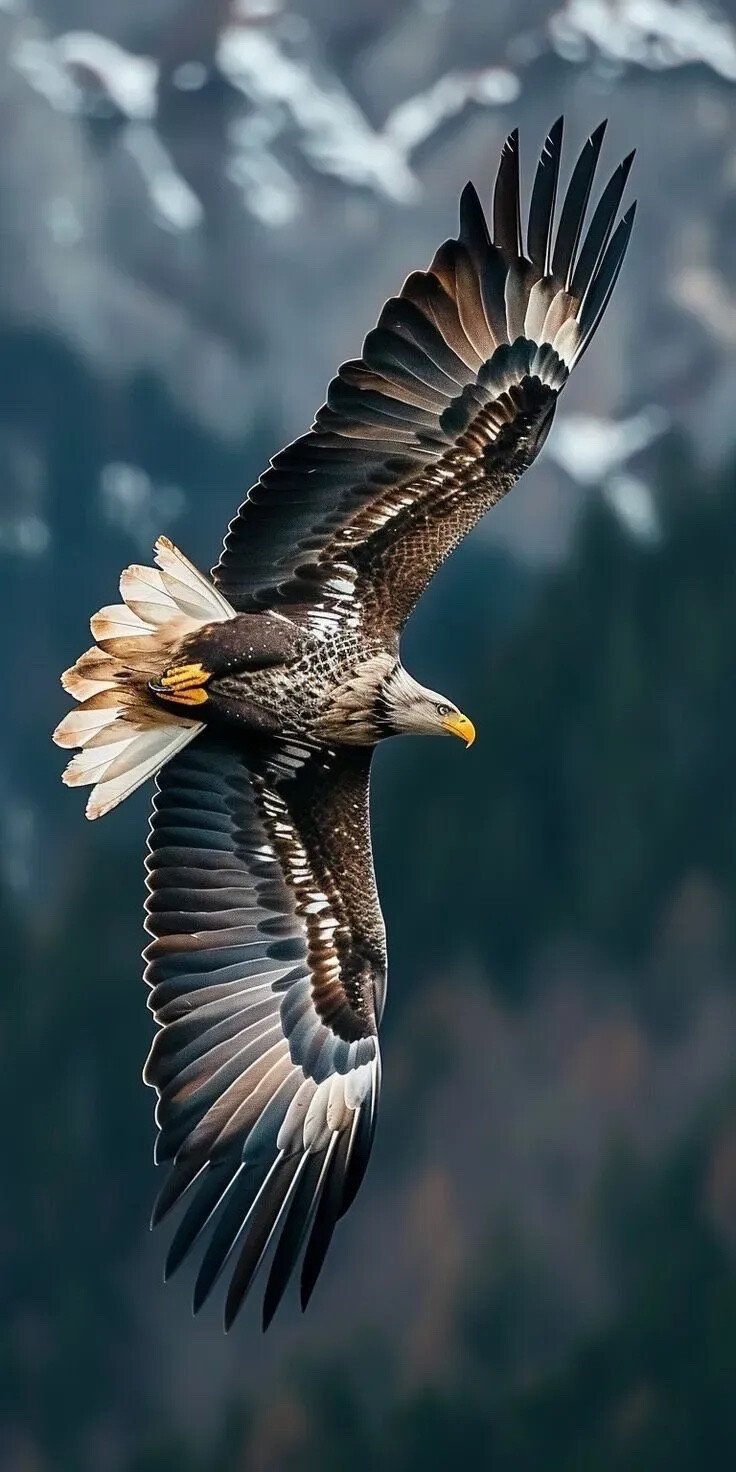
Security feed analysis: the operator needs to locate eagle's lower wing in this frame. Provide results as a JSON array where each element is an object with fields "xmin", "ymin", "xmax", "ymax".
[
  {"xmin": 213, "ymin": 120, "xmax": 635, "ymax": 629},
  {"xmin": 143, "ymin": 736, "xmax": 384, "ymax": 1329}
]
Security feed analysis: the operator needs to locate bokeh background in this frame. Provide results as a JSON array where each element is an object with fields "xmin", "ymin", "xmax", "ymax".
[{"xmin": 3, "ymin": 0, "xmax": 736, "ymax": 1467}]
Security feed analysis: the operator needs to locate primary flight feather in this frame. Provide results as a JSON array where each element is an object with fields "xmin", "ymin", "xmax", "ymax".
[{"xmin": 54, "ymin": 119, "xmax": 635, "ymax": 1329}]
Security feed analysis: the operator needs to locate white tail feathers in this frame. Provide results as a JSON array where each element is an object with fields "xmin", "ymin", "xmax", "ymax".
[{"xmin": 54, "ymin": 537, "xmax": 235, "ymax": 820}]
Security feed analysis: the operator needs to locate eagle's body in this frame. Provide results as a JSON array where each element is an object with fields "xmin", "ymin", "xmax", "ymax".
[
  {"xmin": 184, "ymin": 614, "xmax": 393, "ymax": 744},
  {"xmin": 54, "ymin": 120, "xmax": 635, "ymax": 1329}
]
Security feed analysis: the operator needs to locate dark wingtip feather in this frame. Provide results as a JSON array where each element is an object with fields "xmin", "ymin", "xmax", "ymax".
[
  {"xmin": 261, "ymin": 1153, "xmax": 326, "ymax": 1331},
  {"xmin": 222, "ymin": 1154, "xmax": 303, "ymax": 1330},
  {"xmin": 570, "ymin": 147, "xmax": 636, "ymax": 305},
  {"xmin": 163, "ymin": 1164, "xmax": 234, "ymax": 1282},
  {"xmin": 458, "ymin": 180, "xmax": 491, "ymax": 259},
  {"xmin": 459, "ymin": 179, "xmax": 481, "ymax": 225},
  {"xmin": 619, "ymin": 200, "xmax": 638, "ymax": 244},
  {"xmin": 300, "ymin": 1135, "xmax": 348, "ymax": 1312},
  {"xmin": 527, "ymin": 114, "xmax": 564, "ymax": 274},
  {"xmin": 191, "ymin": 1165, "xmax": 268, "ymax": 1316},
  {"xmin": 610, "ymin": 150, "xmax": 636, "ymax": 204},
  {"xmin": 339, "ymin": 1099, "xmax": 378, "ymax": 1218},
  {"xmin": 493, "ymin": 128, "xmax": 522, "ymax": 260},
  {"xmin": 150, "ymin": 1158, "xmax": 198, "ymax": 1229},
  {"xmin": 576, "ymin": 199, "xmax": 637, "ymax": 364},
  {"xmin": 551, "ymin": 120, "xmax": 607, "ymax": 288},
  {"xmin": 192, "ymin": 1277, "xmax": 209, "ymax": 1316}
]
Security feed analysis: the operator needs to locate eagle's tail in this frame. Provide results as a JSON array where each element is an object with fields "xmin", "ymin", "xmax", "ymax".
[{"xmin": 53, "ymin": 537, "xmax": 235, "ymax": 820}]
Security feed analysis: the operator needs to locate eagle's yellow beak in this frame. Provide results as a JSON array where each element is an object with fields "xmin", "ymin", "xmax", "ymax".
[{"xmin": 442, "ymin": 710, "xmax": 476, "ymax": 747}]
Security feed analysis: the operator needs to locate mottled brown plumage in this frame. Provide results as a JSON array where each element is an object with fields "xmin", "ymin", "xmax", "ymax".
[{"xmin": 53, "ymin": 119, "xmax": 635, "ymax": 1328}]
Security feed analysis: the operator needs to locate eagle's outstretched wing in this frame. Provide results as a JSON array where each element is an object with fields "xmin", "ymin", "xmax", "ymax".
[
  {"xmin": 213, "ymin": 119, "xmax": 635, "ymax": 630},
  {"xmin": 143, "ymin": 737, "xmax": 383, "ymax": 1329}
]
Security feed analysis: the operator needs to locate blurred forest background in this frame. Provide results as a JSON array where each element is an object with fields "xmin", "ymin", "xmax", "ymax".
[{"xmin": 3, "ymin": 0, "xmax": 736, "ymax": 1468}]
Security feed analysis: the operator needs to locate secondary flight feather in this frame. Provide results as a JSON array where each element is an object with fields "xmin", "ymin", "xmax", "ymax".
[{"xmin": 54, "ymin": 119, "xmax": 635, "ymax": 1329}]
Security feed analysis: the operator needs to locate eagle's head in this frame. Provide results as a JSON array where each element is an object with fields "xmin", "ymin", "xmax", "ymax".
[
  {"xmin": 377, "ymin": 663, "xmax": 475, "ymax": 745},
  {"xmin": 315, "ymin": 657, "xmax": 475, "ymax": 747}
]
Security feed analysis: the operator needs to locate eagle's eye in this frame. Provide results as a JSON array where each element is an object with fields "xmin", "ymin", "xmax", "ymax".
[{"xmin": 436, "ymin": 702, "xmax": 452, "ymax": 717}]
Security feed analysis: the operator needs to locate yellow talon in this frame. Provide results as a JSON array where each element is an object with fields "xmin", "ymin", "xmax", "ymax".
[
  {"xmin": 159, "ymin": 686, "xmax": 208, "ymax": 706},
  {"xmin": 160, "ymin": 661, "xmax": 210, "ymax": 689},
  {"xmin": 151, "ymin": 661, "xmax": 211, "ymax": 706}
]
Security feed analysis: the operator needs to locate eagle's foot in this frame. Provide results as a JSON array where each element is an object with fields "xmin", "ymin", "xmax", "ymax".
[{"xmin": 150, "ymin": 661, "xmax": 211, "ymax": 707}]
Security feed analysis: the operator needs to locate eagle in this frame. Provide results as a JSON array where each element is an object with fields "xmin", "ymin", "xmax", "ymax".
[{"xmin": 54, "ymin": 119, "xmax": 635, "ymax": 1330}]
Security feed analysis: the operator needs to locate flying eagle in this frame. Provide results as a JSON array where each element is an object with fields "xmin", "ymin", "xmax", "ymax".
[{"xmin": 54, "ymin": 120, "xmax": 635, "ymax": 1329}]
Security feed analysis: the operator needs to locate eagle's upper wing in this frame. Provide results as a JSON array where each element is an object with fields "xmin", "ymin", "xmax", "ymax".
[
  {"xmin": 143, "ymin": 735, "xmax": 384, "ymax": 1329},
  {"xmin": 213, "ymin": 120, "xmax": 635, "ymax": 631}
]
